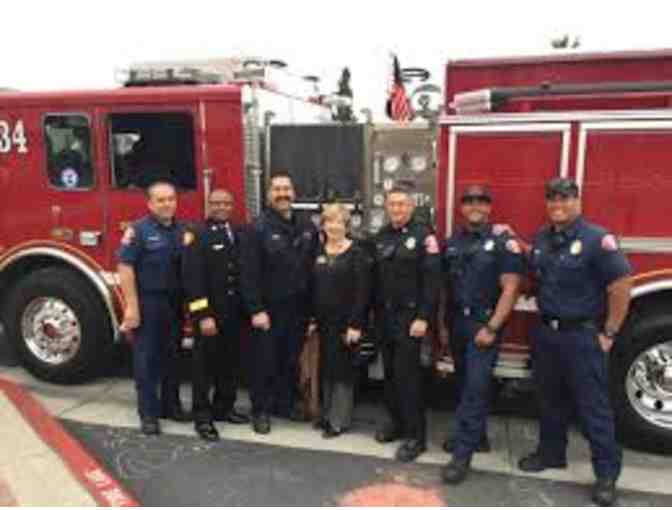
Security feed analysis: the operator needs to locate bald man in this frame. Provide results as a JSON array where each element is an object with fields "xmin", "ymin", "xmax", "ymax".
[{"xmin": 181, "ymin": 189, "xmax": 249, "ymax": 442}]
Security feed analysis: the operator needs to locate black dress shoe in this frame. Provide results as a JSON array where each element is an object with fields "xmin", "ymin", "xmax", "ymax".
[
  {"xmin": 592, "ymin": 478, "xmax": 617, "ymax": 507},
  {"xmin": 141, "ymin": 417, "xmax": 161, "ymax": 436},
  {"xmin": 223, "ymin": 410, "xmax": 250, "ymax": 424},
  {"xmin": 195, "ymin": 422, "xmax": 220, "ymax": 442},
  {"xmin": 375, "ymin": 423, "xmax": 402, "ymax": 443},
  {"xmin": 252, "ymin": 413, "xmax": 271, "ymax": 434},
  {"xmin": 441, "ymin": 457, "xmax": 471, "ymax": 485},
  {"xmin": 395, "ymin": 439, "xmax": 427, "ymax": 462},
  {"xmin": 161, "ymin": 405, "xmax": 193, "ymax": 423},
  {"xmin": 442, "ymin": 435, "xmax": 491, "ymax": 454},
  {"xmin": 518, "ymin": 451, "xmax": 567, "ymax": 472},
  {"xmin": 321, "ymin": 423, "xmax": 342, "ymax": 439}
]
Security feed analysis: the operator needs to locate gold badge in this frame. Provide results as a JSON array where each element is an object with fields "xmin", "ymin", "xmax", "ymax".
[
  {"xmin": 183, "ymin": 231, "xmax": 194, "ymax": 246},
  {"xmin": 570, "ymin": 240, "xmax": 582, "ymax": 255},
  {"xmin": 484, "ymin": 239, "xmax": 495, "ymax": 251},
  {"xmin": 405, "ymin": 237, "xmax": 416, "ymax": 250},
  {"xmin": 317, "ymin": 255, "xmax": 327, "ymax": 264}
]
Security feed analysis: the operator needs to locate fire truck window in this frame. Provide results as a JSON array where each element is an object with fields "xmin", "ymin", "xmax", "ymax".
[
  {"xmin": 44, "ymin": 115, "xmax": 94, "ymax": 190},
  {"xmin": 109, "ymin": 113, "xmax": 196, "ymax": 190}
]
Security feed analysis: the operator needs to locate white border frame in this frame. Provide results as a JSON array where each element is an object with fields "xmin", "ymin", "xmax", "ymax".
[{"xmin": 446, "ymin": 123, "xmax": 571, "ymax": 234}]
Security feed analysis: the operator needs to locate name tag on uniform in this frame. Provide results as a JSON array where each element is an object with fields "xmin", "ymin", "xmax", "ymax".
[
  {"xmin": 272, "ymin": 234, "xmax": 282, "ymax": 240},
  {"xmin": 317, "ymin": 255, "xmax": 327, "ymax": 264},
  {"xmin": 148, "ymin": 235, "xmax": 161, "ymax": 242},
  {"xmin": 212, "ymin": 244, "xmax": 225, "ymax": 251}
]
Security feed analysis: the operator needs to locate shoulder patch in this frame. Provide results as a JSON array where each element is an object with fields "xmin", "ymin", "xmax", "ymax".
[
  {"xmin": 505, "ymin": 239, "xmax": 521, "ymax": 254},
  {"xmin": 424, "ymin": 235, "xmax": 439, "ymax": 254},
  {"xmin": 601, "ymin": 234, "xmax": 619, "ymax": 251},
  {"xmin": 121, "ymin": 227, "xmax": 135, "ymax": 246},
  {"xmin": 183, "ymin": 231, "xmax": 195, "ymax": 246}
]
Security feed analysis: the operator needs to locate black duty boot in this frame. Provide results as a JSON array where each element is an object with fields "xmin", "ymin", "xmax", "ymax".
[
  {"xmin": 592, "ymin": 478, "xmax": 617, "ymax": 507},
  {"xmin": 395, "ymin": 439, "xmax": 427, "ymax": 462},
  {"xmin": 141, "ymin": 417, "xmax": 161, "ymax": 436},
  {"xmin": 195, "ymin": 422, "xmax": 220, "ymax": 442},
  {"xmin": 441, "ymin": 456, "xmax": 471, "ymax": 485},
  {"xmin": 518, "ymin": 450, "xmax": 567, "ymax": 472},
  {"xmin": 252, "ymin": 413, "xmax": 271, "ymax": 434}
]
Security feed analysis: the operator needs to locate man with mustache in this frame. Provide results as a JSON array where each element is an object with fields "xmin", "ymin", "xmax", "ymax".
[{"xmin": 240, "ymin": 170, "xmax": 320, "ymax": 434}]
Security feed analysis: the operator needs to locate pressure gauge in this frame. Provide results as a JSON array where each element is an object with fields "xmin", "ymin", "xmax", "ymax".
[
  {"xmin": 410, "ymin": 155, "xmax": 428, "ymax": 173},
  {"xmin": 383, "ymin": 155, "xmax": 401, "ymax": 173}
]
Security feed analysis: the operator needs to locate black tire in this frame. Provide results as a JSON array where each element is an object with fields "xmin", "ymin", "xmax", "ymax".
[
  {"xmin": 611, "ymin": 312, "xmax": 672, "ymax": 453},
  {"xmin": 2, "ymin": 266, "xmax": 113, "ymax": 384}
]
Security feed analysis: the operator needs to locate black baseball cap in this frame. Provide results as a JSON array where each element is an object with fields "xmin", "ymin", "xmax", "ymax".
[
  {"xmin": 461, "ymin": 184, "xmax": 492, "ymax": 203},
  {"xmin": 545, "ymin": 178, "xmax": 579, "ymax": 199}
]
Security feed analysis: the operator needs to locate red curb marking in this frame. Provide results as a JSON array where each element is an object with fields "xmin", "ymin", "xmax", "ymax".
[
  {"xmin": 339, "ymin": 482, "xmax": 445, "ymax": 507},
  {"xmin": 0, "ymin": 477, "xmax": 17, "ymax": 506},
  {"xmin": 0, "ymin": 378, "xmax": 140, "ymax": 507}
]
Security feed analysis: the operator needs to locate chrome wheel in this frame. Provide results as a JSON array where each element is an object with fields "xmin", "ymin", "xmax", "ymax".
[
  {"xmin": 626, "ymin": 340, "xmax": 672, "ymax": 430},
  {"xmin": 21, "ymin": 297, "xmax": 81, "ymax": 365}
]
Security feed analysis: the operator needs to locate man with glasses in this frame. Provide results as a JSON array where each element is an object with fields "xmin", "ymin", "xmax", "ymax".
[
  {"xmin": 440, "ymin": 185, "xmax": 524, "ymax": 484},
  {"xmin": 518, "ymin": 178, "xmax": 632, "ymax": 506}
]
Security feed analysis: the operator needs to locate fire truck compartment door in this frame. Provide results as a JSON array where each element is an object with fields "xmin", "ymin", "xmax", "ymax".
[
  {"xmin": 447, "ymin": 123, "xmax": 570, "ymax": 352},
  {"xmin": 447, "ymin": 123, "xmax": 570, "ymax": 240}
]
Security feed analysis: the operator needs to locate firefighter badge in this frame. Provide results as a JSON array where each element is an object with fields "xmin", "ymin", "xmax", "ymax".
[
  {"xmin": 484, "ymin": 239, "xmax": 495, "ymax": 252},
  {"xmin": 405, "ymin": 237, "xmax": 416, "ymax": 250},
  {"xmin": 183, "ymin": 231, "xmax": 195, "ymax": 246},
  {"xmin": 570, "ymin": 240, "xmax": 582, "ymax": 255}
]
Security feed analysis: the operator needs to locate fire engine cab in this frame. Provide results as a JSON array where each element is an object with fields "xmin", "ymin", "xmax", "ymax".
[
  {"xmin": 437, "ymin": 49, "xmax": 672, "ymax": 451},
  {"xmin": 0, "ymin": 60, "xmax": 330, "ymax": 384}
]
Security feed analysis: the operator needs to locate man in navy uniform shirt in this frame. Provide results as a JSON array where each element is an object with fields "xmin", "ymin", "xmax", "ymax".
[
  {"xmin": 440, "ymin": 185, "xmax": 524, "ymax": 484},
  {"xmin": 117, "ymin": 180, "xmax": 190, "ymax": 435},
  {"xmin": 518, "ymin": 178, "xmax": 632, "ymax": 507},
  {"xmin": 239, "ymin": 170, "xmax": 319, "ymax": 434}
]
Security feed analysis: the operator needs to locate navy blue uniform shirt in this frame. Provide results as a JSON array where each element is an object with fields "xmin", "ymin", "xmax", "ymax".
[
  {"xmin": 531, "ymin": 216, "xmax": 631, "ymax": 320},
  {"xmin": 117, "ymin": 215, "xmax": 183, "ymax": 296},
  {"xmin": 442, "ymin": 224, "xmax": 526, "ymax": 312},
  {"xmin": 239, "ymin": 208, "xmax": 319, "ymax": 315}
]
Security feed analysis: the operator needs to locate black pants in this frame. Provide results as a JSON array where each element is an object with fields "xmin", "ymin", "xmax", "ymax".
[
  {"xmin": 192, "ymin": 315, "xmax": 242, "ymax": 424},
  {"xmin": 380, "ymin": 310, "xmax": 425, "ymax": 443},
  {"xmin": 250, "ymin": 296, "xmax": 307, "ymax": 416}
]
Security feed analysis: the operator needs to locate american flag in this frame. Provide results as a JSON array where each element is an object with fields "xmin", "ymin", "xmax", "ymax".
[{"xmin": 386, "ymin": 54, "xmax": 411, "ymax": 122}]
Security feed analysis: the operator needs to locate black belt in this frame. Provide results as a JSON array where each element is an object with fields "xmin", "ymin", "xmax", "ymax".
[{"xmin": 541, "ymin": 316, "xmax": 599, "ymax": 331}]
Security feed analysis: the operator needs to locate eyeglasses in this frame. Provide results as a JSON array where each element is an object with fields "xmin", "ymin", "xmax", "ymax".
[{"xmin": 461, "ymin": 196, "xmax": 491, "ymax": 205}]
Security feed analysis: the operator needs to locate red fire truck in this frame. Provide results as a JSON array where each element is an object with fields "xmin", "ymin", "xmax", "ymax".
[
  {"xmin": 437, "ymin": 49, "xmax": 672, "ymax": 451},
  {"xmin": 0, "ymin": 61, "xmax": 330, "ymax": 384}
]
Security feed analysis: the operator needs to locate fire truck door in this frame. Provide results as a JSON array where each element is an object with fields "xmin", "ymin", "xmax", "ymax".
[
  {"xmin": 101, "ymin": 108, "xmax": 205, "ymax": 266},
  {"xmin": 578, "ymin": 121, "xmax": 672, "ymax": 274},
  {"xmin": 36, "ymin": 112, "xmax": 106, "ymax": 259},
  {"xmin": 447, "ymin": 123, "xmax": 571, "ymax": 351}
]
